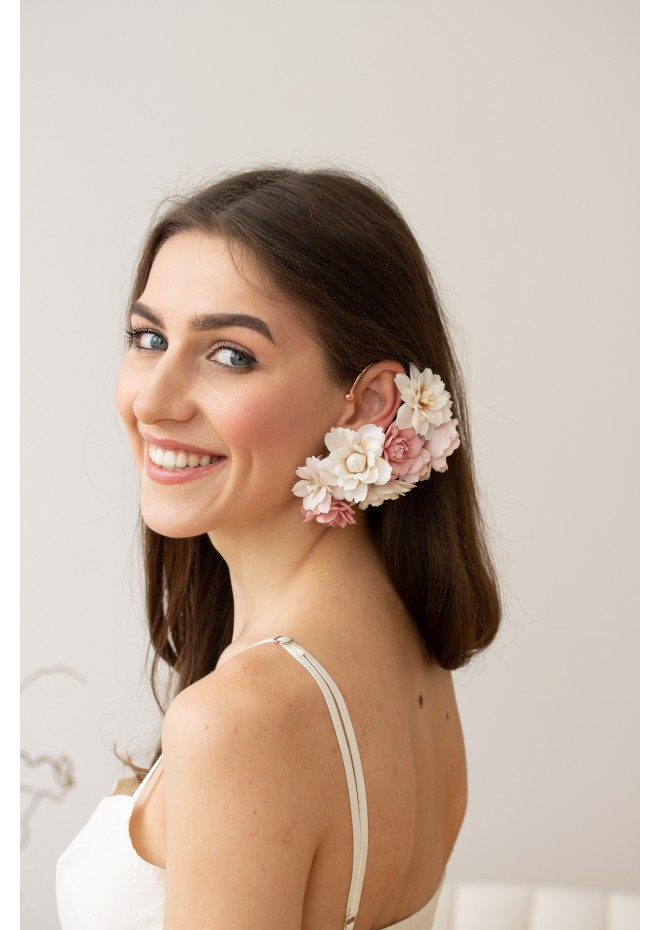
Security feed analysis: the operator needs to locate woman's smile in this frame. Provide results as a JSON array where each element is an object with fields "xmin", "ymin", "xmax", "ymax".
[
  {"xmin": 144, "ymin": 447, "xmax": 229, "ymax": 484},
  {"xmin": 139, "ymin": 430, "xmax": 229, "ymax": 484}
]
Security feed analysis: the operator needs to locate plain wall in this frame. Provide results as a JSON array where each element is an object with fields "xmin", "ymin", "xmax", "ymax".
[{"xmin": 21, "ymin": 1, "xmax": 639, "ymax": 928}]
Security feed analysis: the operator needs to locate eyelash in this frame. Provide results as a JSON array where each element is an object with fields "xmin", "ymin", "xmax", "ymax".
[
  {"xmin": 124, "ymin": 326, "xmax": 257, "ymax": 371},
  {"xmin": 124, "ymin": 325, "xmax": 162, "ymax": 349},
  {"xmin": 209, "ymin": 341, "xmax": 257, "ymax": 371}
]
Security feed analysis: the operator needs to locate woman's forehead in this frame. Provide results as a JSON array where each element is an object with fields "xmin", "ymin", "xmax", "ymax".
[{"xmin": 140, "ymin": 230, "xmax": 327, "ymax": 355}]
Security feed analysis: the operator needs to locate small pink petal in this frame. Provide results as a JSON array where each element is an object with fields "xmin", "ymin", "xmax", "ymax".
[{"xmin": 302, "ymin": 498, "xmax": 356, "ymax": 527}]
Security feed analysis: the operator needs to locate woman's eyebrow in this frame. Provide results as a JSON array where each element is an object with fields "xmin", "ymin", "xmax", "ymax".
[{"xmin": 130, "ymin": 301, "xmax": 276, "ymax": 344}]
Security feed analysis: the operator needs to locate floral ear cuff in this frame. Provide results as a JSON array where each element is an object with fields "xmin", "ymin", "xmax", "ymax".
[{"xmin": 292, "ymin": 363, "xmax": 460, "ymax": 527}]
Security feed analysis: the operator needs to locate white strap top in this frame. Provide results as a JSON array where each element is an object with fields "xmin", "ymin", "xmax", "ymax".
[{"xmin": 56, "ymin": 636, "xmax": 444, "ymax": 930}]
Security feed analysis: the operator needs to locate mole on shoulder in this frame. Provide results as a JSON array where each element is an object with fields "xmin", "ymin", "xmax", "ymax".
[{"xmin": 418, "ymin": 694, "xmax": 423, "ymax": 708}]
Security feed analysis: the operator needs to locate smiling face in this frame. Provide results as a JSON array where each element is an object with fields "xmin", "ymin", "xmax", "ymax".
[{"xmin": 116, "ymin": 230, "xmax": 348, "ymax": 539}]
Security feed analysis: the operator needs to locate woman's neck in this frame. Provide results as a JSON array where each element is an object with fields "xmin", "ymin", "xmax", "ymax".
[{"xmin": 207, "ymin": 503, "xmax": 385, "ymax": 647}]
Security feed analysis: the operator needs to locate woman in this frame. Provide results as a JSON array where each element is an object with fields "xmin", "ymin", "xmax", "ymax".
[{"xmin": 56, "ymin": 167, "xmax": 501, "ymax": 930}]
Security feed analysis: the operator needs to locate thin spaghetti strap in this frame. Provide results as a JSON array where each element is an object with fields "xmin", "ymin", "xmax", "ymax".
[
  {"xmin": 245, "ymin": 635, "xmax": 368, "ymax": 930},
  {"xmin": 131, "ymin": 755, "xmax": 163, "ymax": 805}
]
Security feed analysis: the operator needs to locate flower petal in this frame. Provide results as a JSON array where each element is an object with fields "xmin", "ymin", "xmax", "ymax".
[
  {"xmin": 324, "ymin": 426, "xmax": 359, "ymax": 453},
  {"xmin": 395, "ymin": 404, "xmax": 413, "ymax": 429}
]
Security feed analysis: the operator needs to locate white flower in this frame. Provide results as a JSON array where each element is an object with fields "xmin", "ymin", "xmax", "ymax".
[
  {"xmin": 394, "ymin": 363, "xmax": 454, "ymax": 439},
  {"xmin": 358, "ymin": 476, "xmax": 417, "ymax": 509},
  {"xmin": 318, "ymin": 424, "xmax": 392, "ymax": 504},
  {"xmin": 292, "ymin": 456, "xmax": 334, "ymax": 514}
]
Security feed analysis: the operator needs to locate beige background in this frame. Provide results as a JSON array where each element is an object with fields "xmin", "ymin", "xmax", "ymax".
[{"xmin": 21, "ymin": 1, "xmax": 639, "ymax": 928}]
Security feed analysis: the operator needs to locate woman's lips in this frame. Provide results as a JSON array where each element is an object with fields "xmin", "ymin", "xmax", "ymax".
[{"xmin": 143, "ymin": 448, "xmax": 228, "ymax": 485}]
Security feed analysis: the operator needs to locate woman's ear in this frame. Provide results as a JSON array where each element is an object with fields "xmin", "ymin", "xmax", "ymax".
[{"xmin": 337, "ymin": 361, "xmax": 406, "ymax": 432}]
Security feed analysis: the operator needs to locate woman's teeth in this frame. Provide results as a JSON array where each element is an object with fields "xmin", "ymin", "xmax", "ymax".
[{"xmin": 148, "ymin": 444, "xmax": 222, "ymax": 469}]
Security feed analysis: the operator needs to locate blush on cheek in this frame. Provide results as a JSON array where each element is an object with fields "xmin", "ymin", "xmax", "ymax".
[
  {"xmin": 224, "ymin": 407, "xmax": 274, "ymax": 447},
  {"xmin": 225, "ymin": 389, "xmax": 298, "ymax": 446},
  {"xmin": 219, "ymin": 382, "xmax": 334, "ymax": 468}
]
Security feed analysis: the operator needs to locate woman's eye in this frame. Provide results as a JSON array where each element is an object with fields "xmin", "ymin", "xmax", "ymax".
[
  {"xmin": 126, "ymin": 327, "xmax": 167, "ymax": 351},
  {"xmin": 210, "ymin": 344, "xmax": 256, "ymax": 370},
  {"xmin": 139, "ymin": 332, "xmax": 167, "ymax": 351}
]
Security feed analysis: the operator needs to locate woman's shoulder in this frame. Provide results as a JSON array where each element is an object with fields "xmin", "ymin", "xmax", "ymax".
[
  {"xmin": 161, "ymin": 638, "xmax": 339, "ymax": 784},
  {"xmin": 159, "ymin": 642, "xmax": 335, "ymax": 927}
]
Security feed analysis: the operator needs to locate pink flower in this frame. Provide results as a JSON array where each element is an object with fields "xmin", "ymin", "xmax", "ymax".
[
  {"xmin": 405, "ymin": 447, "xmax": 432, "ymax": 482},
  {"xmin": 424, "ymin": 419, "xmax": 460, "ymax": 474},
  {"xmin": 383, "ymin": 424, "xmax": 428, "ymax": 478},
  {"xmin": 301, "ymin": 498, "xmax": 356, "ymax": 527}
]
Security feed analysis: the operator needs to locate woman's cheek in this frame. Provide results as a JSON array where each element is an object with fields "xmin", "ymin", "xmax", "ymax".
[
  {"xmin": 224, "ymin": 387, "xmax": 298, "ymax": 448},
  {"xmin": 222, "ymin": 403, "xmax": 272, "ymax": 448}
]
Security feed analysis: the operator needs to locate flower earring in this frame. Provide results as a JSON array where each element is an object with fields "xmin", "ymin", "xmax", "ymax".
[{"xmin": 292, "ymin": 362, "xmax": 460, "ymax": 527}]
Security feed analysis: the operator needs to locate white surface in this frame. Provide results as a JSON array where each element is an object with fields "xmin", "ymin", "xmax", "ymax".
[
  {"xmin": 21, "ymin": 1, "xmax": 638, "ymax": 928},
  {"xmin": 433, "ymin": 882, "xmax": 640, "ymax": 930}
]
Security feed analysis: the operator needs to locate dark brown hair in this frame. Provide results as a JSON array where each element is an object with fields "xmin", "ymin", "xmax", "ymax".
[{"xmin": 126, "ymin": 166, "xmax": 501, "ymax": 772}]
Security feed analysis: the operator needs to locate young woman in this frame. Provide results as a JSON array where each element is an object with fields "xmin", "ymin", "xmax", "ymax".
[{"xmin": 56, "ymin": 167, "xmax": 501, "ymax": 930}]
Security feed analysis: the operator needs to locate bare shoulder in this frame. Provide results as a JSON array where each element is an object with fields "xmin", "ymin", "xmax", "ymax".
[
  {"xmin": 162, "ymin": 640, "xmax": 329, "ymax": 755},
  {"xmin": 160, "ymin": 643, "xmax": 335, "ymax": 929},
  {"xmin": 162, "ymin": 641, "xmax": 335, "ymax": 802}
]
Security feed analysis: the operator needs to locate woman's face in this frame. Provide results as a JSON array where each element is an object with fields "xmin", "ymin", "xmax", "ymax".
[{"xmin": 116, "ymin": 231, "xmax": 347, "ymax": 538}]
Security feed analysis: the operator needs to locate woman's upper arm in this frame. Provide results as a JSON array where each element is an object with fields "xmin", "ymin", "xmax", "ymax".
[{"xmin": 161, "ymin": 653, "xmax": 327, "ymax": 930}]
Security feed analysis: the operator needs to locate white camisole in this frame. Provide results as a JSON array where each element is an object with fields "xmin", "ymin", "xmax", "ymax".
[{"xmin": 56, "ymin": 635, "xmax": 445, "ymax": 929}]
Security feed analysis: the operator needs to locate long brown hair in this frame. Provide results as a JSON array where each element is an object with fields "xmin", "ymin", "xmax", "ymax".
[{"xmin": 125, "ymin": 167, "xmax": 502, "ymax": 772}]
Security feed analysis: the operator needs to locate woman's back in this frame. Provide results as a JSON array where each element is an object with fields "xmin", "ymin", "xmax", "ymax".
[
  {"xmin": 281, "ymin": 615, "xmax": 467, "ymax": 929},
  {"xmin": 128, "ymin": 572, "xmax": 467, "ymax": 930}
]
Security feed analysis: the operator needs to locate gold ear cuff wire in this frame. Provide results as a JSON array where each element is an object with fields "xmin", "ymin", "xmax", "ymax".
[{"xmin": 344, "ymin": 364, "xmax": 376, "ymax": 402}]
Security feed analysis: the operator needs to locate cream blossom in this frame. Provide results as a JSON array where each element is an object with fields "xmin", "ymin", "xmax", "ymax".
[
  {"xmin": 358, "ymin": 476, "xmax": 418, "ymax": 509},
  {"xmin": 318, "ymin": 424, "xmax": 392, "ymax": 504},
  {"xmin": 394, "ymin": 363, "xmax": 453, "ymax": 439},
  {"xmin": 291, "ymin": 456, "xmax": 334, "ymax": 513}
]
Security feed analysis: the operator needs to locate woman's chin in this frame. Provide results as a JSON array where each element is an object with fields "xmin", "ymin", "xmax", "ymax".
[
  {"xmin": 140, "ymin": 517, "xmax": 204, "ymax": 539},
  {"xmin": 138, "ymin": 491, "xmax": 297, "ymax": 539},
  {"xmin": 139, "ymin": 503, "xmax": 217, "ymax": 539}
]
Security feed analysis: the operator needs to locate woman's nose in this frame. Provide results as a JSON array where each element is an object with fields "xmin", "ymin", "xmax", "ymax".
[{"xmin": 132, "ymin": 354, "xmax": 197, "ymax": 425}]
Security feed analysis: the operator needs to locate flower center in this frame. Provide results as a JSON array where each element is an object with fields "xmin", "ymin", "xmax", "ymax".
[
  {"xmin": 346, "ymin": 451, "xmax": 367, "ymax": 473},
  {"xmin": 419, "ymin": 389, "xmax": 434, "ymax": 408}
]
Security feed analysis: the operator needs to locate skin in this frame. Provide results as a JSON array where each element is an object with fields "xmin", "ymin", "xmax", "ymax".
[{"xmin": 116, "ymin": 231, "xmax": 467, "ymax": 930}]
